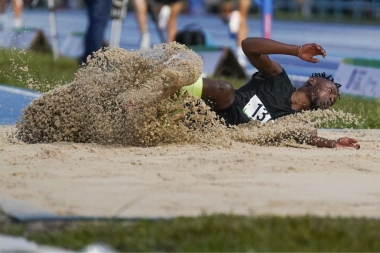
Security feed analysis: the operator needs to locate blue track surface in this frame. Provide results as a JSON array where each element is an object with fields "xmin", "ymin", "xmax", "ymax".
[
  {"xmin": 0, "ymin": 8, "xmax": 380, "ymax": 125},
  {"xmin": 0, "ymin": 85, "xmax": 40, "ymax": 125}
]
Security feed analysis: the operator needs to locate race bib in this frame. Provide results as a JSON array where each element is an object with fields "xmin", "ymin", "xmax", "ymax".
[{"xmin": 242, "ymin": 95, "xmax": 272, "ymax": 123}]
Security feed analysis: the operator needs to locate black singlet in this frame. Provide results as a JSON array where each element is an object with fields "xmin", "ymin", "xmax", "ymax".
[{"xmin": 216, "ymin": 70, "xmax": 297, "ymax": 125}]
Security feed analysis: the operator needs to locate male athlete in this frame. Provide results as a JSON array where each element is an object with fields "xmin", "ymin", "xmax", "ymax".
[{"xmin": 183, "ymin": 37, "xmax": 360, "ymax": 149}]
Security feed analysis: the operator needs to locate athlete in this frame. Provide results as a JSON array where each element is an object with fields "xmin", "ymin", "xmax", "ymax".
[{"xmin": 183, "ymin": 37, "xmax": 360, "ymax": 149}]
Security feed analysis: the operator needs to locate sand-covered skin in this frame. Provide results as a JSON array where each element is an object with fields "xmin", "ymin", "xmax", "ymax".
[{"xmin": 1, "ymin": 126, "xmax": 380, "ymax": 218}]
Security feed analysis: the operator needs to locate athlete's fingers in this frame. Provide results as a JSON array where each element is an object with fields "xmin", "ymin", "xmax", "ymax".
[
  {"xmin": 348, "ymin": 138, "xmax": 358, "ymax": 143},
  {"xmin": 349, "ymin": 138, "xmax": 360, "ymax": 150},
  {"xmin": 309, "ymin": 57, "xmax": 319, "ymax": 63},
  {"xmin": 314, "ymin": 44, "xmax": 326, "ymax": 58}
]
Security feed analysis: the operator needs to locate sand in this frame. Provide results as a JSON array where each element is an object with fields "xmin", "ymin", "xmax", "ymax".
[{"xmin": 1, "ymin": 126, "xmax": 380, "ymax": 219}]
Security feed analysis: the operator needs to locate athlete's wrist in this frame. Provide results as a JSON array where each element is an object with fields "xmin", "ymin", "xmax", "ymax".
[{"xmin": 297, "ymin": 45, "xmax": 303, "ymax": 57}]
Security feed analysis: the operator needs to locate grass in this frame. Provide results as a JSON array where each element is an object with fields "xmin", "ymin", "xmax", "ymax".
[
  {"xmin": 331, "ymin": 95, "xmax": 380, "ymax": 129},
  {"xmin": 0, "ymin": 48, "xmax": 79, "ymax": 92},
  {"xmin": 2, "ymin": 214, "xmax": 380, "ymax": 251}
]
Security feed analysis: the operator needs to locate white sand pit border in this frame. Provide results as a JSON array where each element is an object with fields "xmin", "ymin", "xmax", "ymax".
[{"xmin": 1, "ymin": 126, "xmax": 380, "ymax": 219}]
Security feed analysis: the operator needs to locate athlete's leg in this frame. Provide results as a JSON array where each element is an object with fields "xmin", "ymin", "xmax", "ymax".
[
  {"xmin": 167, "ymin": 0, "xmax": 183, "ymax": 42},
  {"xmin": 12, "ymin": 0, "xmax": 23, "ymax": 29},
  {"xmin": 0, "ymin": 0, "xmax": 6, "ymax": 30},
  {"xmin": 237, "ymin": 0, "xmax": 250, "ymax": 47},
  {"xmin": 12, "ymin": 0, "xmax": 22, "ymax": 19},
  {"xmin": 0, "ymin": 0, "xmax": 5, "ymax": 14},
  {"xmin": 133, "ymin": 0, "xmax": 150, "ymax": 48},
  {"xmin": 134, "ymin": 0, "xmax": 148, "ymax": 34},
  {"xmin": 220, "ymin": 0, "xmax": 232, "ymax": 23},
  {"xmin": 184, "ymin": 78, "xmax": 235, "ymax": 110},
  {"xmin": 80, "ymin": 0, "xmax": 112, "ymax": 64},
  {"xmin": 235, "ymin": 0, "xmax": 250, "ymax": 67}
]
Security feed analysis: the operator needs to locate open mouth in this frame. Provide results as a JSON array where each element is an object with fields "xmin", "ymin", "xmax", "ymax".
[
  {"xmin": 318, "ymin": 101, "xmax": 330, "ymax": 109},
  {"xmin": 322, "ymin": 101, "xmax": 331, "ymax": 109}
]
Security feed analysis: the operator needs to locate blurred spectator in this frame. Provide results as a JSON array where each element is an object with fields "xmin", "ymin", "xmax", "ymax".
[
  {"xmin": 133, "ymin": 0, "xmax": 185, "ymax": 45},
  {"xmin": 0, "ymin": 0, "xmax": 23, "ymax": 30},
  {"xmin": 133, "ymin": 0, "xmax": 151, "ymax": 49},
  {"xmin": 155, "ymin": 0, "xmax": 185, "ymax": 42},
  {"xmin": 79, "ymin": 0, "xmax": 112, "ymax": 64},
  {"xmin": 220, "ymin": 0, "xmax": 251, "ymax": 67}
]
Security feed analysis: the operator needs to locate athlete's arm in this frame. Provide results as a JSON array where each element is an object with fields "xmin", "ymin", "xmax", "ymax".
[
  {"xmin": 306, "ymin": 131, "xmax": 360, "ymax": 149},
  {"xmin": 241, "ymin": 37, "xmax": 326, "ymax": 78}
]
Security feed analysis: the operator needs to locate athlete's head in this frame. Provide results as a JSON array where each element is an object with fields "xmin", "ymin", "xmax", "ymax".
[{"xmin": 303, "ymin": 72, "xmax": 341, "ymax": 110}]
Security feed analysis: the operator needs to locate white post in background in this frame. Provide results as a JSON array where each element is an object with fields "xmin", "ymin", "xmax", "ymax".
[
  {"xmin": 47, "ymin": 0, "xmax": 59, "ymax": 60},
  {"xmin": 110, "ymin": 0, "xmax": 129, "ymax": 48}
]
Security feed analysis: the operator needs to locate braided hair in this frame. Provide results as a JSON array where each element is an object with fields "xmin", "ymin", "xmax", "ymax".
[{"xmin": 310, "ymin": 72, "xmax": 341, "ymax": 99}]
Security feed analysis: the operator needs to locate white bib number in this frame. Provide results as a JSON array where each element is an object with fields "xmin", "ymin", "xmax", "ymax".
[{"xmin": 242, "ymin": 95, "xmax": 272, "ymax": 123}]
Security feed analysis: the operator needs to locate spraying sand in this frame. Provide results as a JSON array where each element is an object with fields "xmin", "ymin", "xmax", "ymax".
[
  {"xmin": 16, "ymin": 42, "xmax": 358, "ymax": 148},
  {"xmin": 1, "ymin": 43, "xmax": 379, "ymax": 219}
]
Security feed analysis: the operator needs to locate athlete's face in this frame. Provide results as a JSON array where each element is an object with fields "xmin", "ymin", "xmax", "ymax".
[{"xmin": 308, "ymin": 78, "xmax": 339, "ymax": 110}]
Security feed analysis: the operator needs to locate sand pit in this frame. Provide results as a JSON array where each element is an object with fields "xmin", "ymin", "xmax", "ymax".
[
  {"xmin": 1, "ymin": 43, "xmax": 379, "ymax": 219},
  {"xmin": 1, "ymin": 126, "xmax": 380, "ymax": 219}
]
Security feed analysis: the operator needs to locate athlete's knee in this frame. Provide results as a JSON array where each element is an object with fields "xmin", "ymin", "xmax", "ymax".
[
  {"xmin": 202, "ymin": 79, "xmax": 235, "ymax": 110},
  {"xmin": 217, "ymin": 81, "xmax": 235, "ymax": 105}
]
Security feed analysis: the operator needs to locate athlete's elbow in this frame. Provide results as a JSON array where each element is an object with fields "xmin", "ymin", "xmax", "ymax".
[
  {"xmin": 242, "ymin": 38, "xmax": 260, "ymax": 56},
  {"xmin": 241, "ymin": 38, "xmax": 251, "ymax": 53}
]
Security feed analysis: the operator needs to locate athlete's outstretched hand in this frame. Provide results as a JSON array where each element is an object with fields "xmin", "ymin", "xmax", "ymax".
[
  {"xmin": 298, "ymin": 43, "xmax": 326, "ymax": 63},
  {"xmin": 333, "ymin": 137, "xmax": 360, "ymax": 150}
]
